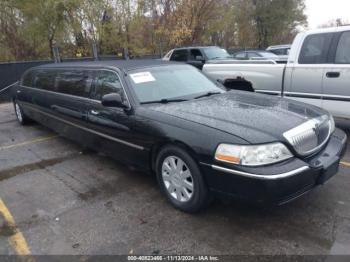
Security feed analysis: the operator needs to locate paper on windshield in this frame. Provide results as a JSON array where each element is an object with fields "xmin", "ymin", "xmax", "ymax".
[{"xmin": 129, "ymin": 72, "xmax": 156, "ymax": 84}]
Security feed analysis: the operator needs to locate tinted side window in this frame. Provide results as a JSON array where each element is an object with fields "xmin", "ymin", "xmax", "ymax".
[
  {"xmin": 22, "ymin": 70, "xmax": 35, "ymax": 87},
  {"xmin": 170, "ymin": 50, "xmax": 188, "ymax": 62},
  {"xmin": 34, "ymin": 70, "xmax": 57, "ymax": 91},
  {"xmin": 299, "ymin": 33, "xmax": 333, "ymax": 64},
  {"xmin": 92, "ymin": 71, "xmax": 124, "ymax": 101},
  {"xmin": 335, "ymin": 31, "xmax": 350, "ymax": 64},
  {"xmin": 56, "ymin": 70, "xmax": 92, "ymax": 97},
  {"xmin": 189, "ymin": 49, "xmax": 203, "ymax": 60}
]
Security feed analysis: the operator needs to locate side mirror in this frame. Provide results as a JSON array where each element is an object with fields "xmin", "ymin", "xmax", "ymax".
[
  {"xmin": 195, "ymin": 55, "xmax": 205, "ymax": 61},
  {"xmin": 101, "ymin": 93, "xmax": 128, "ymax": 108}
]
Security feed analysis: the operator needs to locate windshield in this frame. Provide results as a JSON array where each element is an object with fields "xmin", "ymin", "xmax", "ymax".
[
  {"xmin": 127, "ymin": 65, "xmax": 224, "ymax": 103},
  {"xmin": 203, "ymin": 48, "xmax": 231, "ymax": 59}
]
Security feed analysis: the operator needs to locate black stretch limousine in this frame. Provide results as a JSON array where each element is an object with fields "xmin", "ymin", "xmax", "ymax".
[{"xmin": 12, "ymin": 60, "xmax": 347, "ymax": 212}]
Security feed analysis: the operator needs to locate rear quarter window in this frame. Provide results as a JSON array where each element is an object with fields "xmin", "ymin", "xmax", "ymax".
[
  {"xmin": 22, "ymin": 70, "xmax": 35, "ymax": 87},
  {"xmin": 335, "ymin": 31, "xmax": 350, "ymax": 64},
  {"xmin": 298, "ymin": 33, "xmax": 333, "ymax": 64},
  {"xmin": 34, "ymin": 70, "xmax": 58, "ymax": 91}
]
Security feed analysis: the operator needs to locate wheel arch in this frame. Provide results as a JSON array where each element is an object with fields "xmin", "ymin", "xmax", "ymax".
[{"xmin": 150, "ymin": 140, "xmax": 201, "ymax": 173}]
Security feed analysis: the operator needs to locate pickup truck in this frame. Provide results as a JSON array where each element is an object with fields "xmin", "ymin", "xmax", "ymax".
[{"xmin": 203, "ymin": 26, "xmax": 350, "ymax": 120}]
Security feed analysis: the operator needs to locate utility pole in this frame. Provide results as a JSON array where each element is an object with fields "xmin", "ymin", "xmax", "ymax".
[
  {"xmin": 52, "ymin": 41, "xmax": 61, "ymax": 63},
  {"xmin": 92, "ymin": 42, "xmax": 99, "ymax": 61},
  {"xmin": 158, "ymin": 38, "xmax": 163, "ymax": 58},
  {"xmin": 123, "ymin": 48, "xmax": 130, "ymax": 60}
]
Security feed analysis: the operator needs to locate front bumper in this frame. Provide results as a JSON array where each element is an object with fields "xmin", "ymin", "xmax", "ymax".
[{"xmin": 200, "ymin": 128, "xmax": 347, "ymax": 205}]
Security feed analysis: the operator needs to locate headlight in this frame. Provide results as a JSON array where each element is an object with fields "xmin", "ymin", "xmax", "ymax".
[{"xmin": 215, "ymin": 143, "xmax": 293, "ymax": 166}]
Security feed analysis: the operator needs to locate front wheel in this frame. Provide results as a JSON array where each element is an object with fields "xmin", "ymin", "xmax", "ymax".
[
  {"xmin": 13, "ymin": 100, "xmax": 30, "ymax": 125},
  {"xmin": 156, "ymin": 145, "xmax": 210, "ymax": 213}
]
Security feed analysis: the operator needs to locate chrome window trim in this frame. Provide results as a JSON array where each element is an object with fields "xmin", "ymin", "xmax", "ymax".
[
  {"xmin": 25, "ymin": 104, "xmax": 145, "ymax": 151},
  {"xmin": 211, "ymin": 164, "xmax": 310, "ymax": 180}
]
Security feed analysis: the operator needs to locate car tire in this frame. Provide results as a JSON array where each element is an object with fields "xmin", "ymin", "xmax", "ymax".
[
  {"xmin": 13, "ymin": 100, "xmax": 31, "ymax": 125},
  {"xmin": 156, "ymin": 145, "xmax": 210, "ymax": 213}
]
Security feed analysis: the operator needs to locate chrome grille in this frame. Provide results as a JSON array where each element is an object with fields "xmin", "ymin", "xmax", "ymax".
[{"xmin": 283, "ymin": 115, "xmax": 333, "ymax": 156}]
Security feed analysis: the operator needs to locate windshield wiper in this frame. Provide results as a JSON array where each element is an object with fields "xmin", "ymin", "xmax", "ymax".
[
  {"xmin": 194, "ymin": 91, "xmax": 222, "ymax": 100},
  {"xmin": 140, "ymin": 98, "xmax": 188, "ymax": 105}
]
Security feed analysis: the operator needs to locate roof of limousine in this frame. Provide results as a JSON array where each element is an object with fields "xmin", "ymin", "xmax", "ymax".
[{"xmin": 35, "ymin": 59, "xmax": 180, "ymax": 71}]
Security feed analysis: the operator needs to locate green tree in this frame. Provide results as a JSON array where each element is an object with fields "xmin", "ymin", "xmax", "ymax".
[
  {"xmin": 252, "ymin": 0, "xmax": 307, "ymax": 48},
  {"xmin": 0, "ymin": 0, "xmax": 308, "ymax": 62},
  {"xmin": 231, "ymin": 0, "xmax": 257, "ymax": 48},
  {"xmin": 16, "ymin": 0, "xmax": 67, "ymax": 59},
  {"xmin": 0, "ymin": 0, "xmax": 40, "ymax": 61}
]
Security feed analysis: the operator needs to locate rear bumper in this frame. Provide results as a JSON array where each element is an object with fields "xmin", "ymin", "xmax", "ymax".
[{"xmin": 200, "ymin": 128, "xmax": 347, "ymax": 205}]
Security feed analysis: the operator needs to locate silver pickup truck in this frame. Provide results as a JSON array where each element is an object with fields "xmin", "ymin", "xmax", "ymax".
[{"xmin": 203, "ymin": 26, "xmax": 350, "ymax": 120}]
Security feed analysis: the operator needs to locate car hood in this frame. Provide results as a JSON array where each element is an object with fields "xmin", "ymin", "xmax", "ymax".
[{"xmin": 146, "ymin": 91, "xmax": 328, "ymax": 144}]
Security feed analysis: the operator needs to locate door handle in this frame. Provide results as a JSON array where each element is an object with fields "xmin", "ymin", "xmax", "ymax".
[
  {"xmin": 90, "ymin": 110, "xmax": 99, "ymax": 115},
  {"xmin": 326, "ymin": 72, "xmax": 340, "ymax": 78}
]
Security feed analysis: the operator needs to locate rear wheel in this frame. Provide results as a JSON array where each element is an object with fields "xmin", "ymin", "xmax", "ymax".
[
  {"xmin": 13, "ymin": 100, "xmax": 30, "ymax": 125},
  {"xmin": 156, "ymin": 145, "xmax": 210, "ymax": 213}
]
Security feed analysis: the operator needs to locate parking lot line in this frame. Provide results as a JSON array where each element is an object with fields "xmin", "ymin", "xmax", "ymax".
[
  {"xmin": 0, "ymin": 198, "xmax": 31, "ymax": 255},
  {"xmin": 341, "ymin": 161, "xmax": 350, "ymax": 168},
  {"xmin": 0, "ymin": 135, "xmax": 58, "ymax": 151}
]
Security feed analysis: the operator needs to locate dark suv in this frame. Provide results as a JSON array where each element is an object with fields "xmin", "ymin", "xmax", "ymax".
[{"xmin": 162, "ymin": 46, "xmax": 232, "ymax": 70}]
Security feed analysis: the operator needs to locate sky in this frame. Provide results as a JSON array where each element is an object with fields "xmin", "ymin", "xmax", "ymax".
[{"xmin": 305, "ymin": 0, "xmax": 350, "ymax": 28}]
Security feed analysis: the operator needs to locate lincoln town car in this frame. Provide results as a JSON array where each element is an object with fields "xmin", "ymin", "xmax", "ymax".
[{"xmin": 12, "ymin": 60, "xmax": 347, "ymax": 212}]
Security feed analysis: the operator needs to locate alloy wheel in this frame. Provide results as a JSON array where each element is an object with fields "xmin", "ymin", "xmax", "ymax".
[
  {"xmin": 15, "ymin": 102, "xmax": 23, "ymax": 123},
  {"xmin": 161, "ymin": 156, "xmax": 194, "ymax": 202}
]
